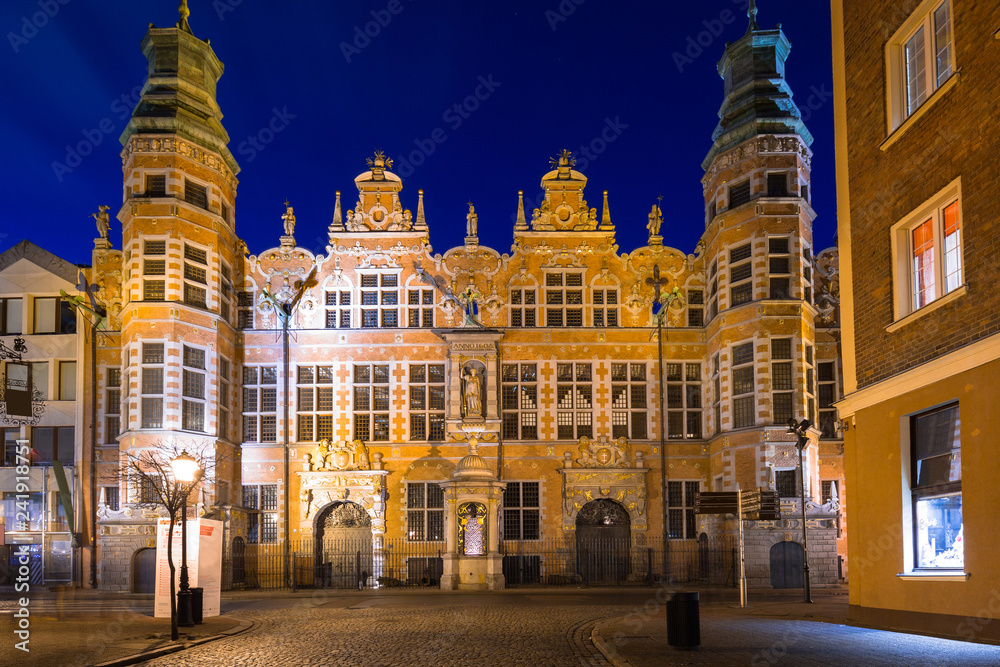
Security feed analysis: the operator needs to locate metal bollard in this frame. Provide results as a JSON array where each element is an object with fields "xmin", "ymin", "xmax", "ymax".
[{"xmin": 666, "ymin": 591, "xmax": 700, "ymax": 650}]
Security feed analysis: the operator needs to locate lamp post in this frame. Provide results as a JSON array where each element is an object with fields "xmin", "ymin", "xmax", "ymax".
[
  {"xmin": 787, "ymin": 418, "xmax": 813, "ymax": 603},
  {"xmin": 172, "ymin": 450, "xmax": 200, "ymax": 626}
]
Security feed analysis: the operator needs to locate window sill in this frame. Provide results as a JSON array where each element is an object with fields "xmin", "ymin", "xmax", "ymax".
[
  {"xmin": 882, "ymin": 72, "xmax": 960, "ymax": 151},
  {"xmin": 887, "ymin": 284, "xmax": 967, "ymax": 333},
  {"xmin": 897, "ymin": 572, "xmax": 969, "ymax": 582}
]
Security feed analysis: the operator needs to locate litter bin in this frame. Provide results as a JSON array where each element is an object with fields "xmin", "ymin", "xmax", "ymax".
[
  {"xmin": 190, "ymin": 587, "xmax": 204, "ymax": 625},
  {"xmin": 666, "ymin": 591, "xmax": 700, "ymax": 650}
]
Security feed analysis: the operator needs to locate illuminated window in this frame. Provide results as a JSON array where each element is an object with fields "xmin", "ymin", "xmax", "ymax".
[
  {"xmin": 360, "ymin": 274, "xmax": 399, "ymax": 328},
  {"xmin": 556, "ymin": 363, "xmax": 593, "ymax": 440},
  {"xmin": 502, "ymin": 363, "xmax": 537, "ymax": 440},
  {"xmin": 665, "ymin": 362, "xmax": 702, "ymax": 439},
  {"xmin": 105, "ymin": 367, "xmax": 120, "ymax": 444},
  {"xmin": 731, "ymin": 343, "xmax": 755, "ymax": 429},
  {"xmin": 243, "ymin": 484, "xmax": 278, "ymax": 544},
  {"xmin": 592, "ymin": 287, "xmax": 619, "ymax": 328},
  {"xmin": 544, "ymin": 272, "xmax": 583, "ymax": 327},
  {"xmin": 910, "ymin": 404, "xmax": 962, "ymax": 570},
  {"xmin": 181, "ymin": 346, "xmax": 206, "ymax": 432},
  {"xmin": 409, "ymin": 364, "xmax": 445, "ymax": 441},
  {"xmin": 353, "ymin": 364, "xmax": 389, "ymax": 441},
  {"xmin": 686, "ymin": 289, "xmax": 704, "ymax": 327},
  {"xmin": 218, "ymin": 358, "xmax": 231, "ymax": 441},
  {"xmin": 296, "ymin": 365, "xmax": 335, "ymax": 443},
  {"xmin": 729, "ymin": 244, "xmax": 753, "ymax": 307},
  {"xmin": 407, "ymin": 288, "xmax": 434, "ymax": 328},
  {"xmin": 886, "ymin": 0, "xmax": 954, "ymax": 131},
  {"xmin": 768, "ymin": 237, "xmax": 792, "ymax": 300},
  {"xmin": 668, "ymin": 481, "xmax": 700, "ymax": 539},
  {"xmin": 771, "ymin": 338, "xmax": 793, "ymax": 425},
  {"xmin": 243, "ymin": 366, "xmax": 278, "ymax": 443},
  {"xmin": 140, "ymin": 343, "xmax": 164, "ymax": 429},
  {"xmin": 509, "ymin": 287, "xmax": 537, "ymax": 327},
  {"xmin": 611, "ymin": 363, "xmax": 647, "ymax": 440},
  {"xmin": 183, "ymin": 244, "xmax": 208, "ymax": 309},
  {"xmin": 407, "ymin": 482, "xmax": 444, "ymax": 542}
]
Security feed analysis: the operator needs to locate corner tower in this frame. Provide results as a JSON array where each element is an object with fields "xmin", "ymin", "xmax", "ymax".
[{"xmin": 115, "ymin": 2, "xmax": 241, "ymax": 512}]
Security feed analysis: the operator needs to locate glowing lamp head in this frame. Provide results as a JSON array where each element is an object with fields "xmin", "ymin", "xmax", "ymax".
[{"xmin": 171, "ymin": 450, "xmax": 200, "ymax": 482}]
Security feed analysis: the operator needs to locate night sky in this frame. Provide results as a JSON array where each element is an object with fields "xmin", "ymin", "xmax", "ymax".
[{"xmin": 0, "ymin": 0, "xmax": 835, "ymax": 267}]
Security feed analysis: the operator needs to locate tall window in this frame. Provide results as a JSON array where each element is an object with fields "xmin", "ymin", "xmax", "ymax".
[
  {"xmin": 220, "ymin": 263, "xmax": 234, "ymax": 324},
  {"xmin": 805, "ymin": 344, "xmax": 816, "ymax": 424},
  {"xmin": 297, "ymin": 365, "xmax": 335, "ymax": 443},
  {"xmin": 325, "ymin": 289, "xmax": 351, "ymax": 328},
  {"xmin": 502, "ymin": 363, "xmax": 537, "ymax": 440},
  {"xmin": 611, "ymin": 363, "xmax": 647, "ymax": 439},
  {"xmin": 243, "ymin": 484, "xmax": 278, "ymax": 544},
  {"xmin": 105, "ymin": 368, "xmax": 120, "ymax": 444},
  {"xmin": 911, "ymin": 404, "xmax": 962, "ymax": 569},
  {"xmin": 503, "ymin": 482, "xmax": 540, "ymax": 541},
  {"xmin": 143, "ymin": 239, "xmax": 167, "ymax": 302},
  {"xmin": 409, "ymin": 364, "xmax": 445, "ymax": 441},
  {"xmin": 0, "ymin": 298, "xmax": 22, "ymax": 334},
  {"xmin": 592, "ymin": 287, "xmax": 618, "ymax": 327},
  {"xmin": 686, "ymin": 289, "xmax": 704, "ymax": 327},
  {"xmin": 665, "ymin": 362, "xmax": 702, "ymax": 439},
  {"xmin": 556, "ymin": 363, "xmax": 593, "ymax": 440},
  {"xmin": 893, "ymin": 185, "xmax": 962, "ymax": 317},
  {"xmin": 818, "ymin": 362, "xmax": 839, "ymax": 438},
  {"xmin": 218, "ymin": 358, "xmax": 231, "ymax": 441},
  {"xmin": 545, "ymin": 272, "xmax": 583, "ymax": 327},
  {"xmin": 771, "ymin": 338, "xmax": 794, "ymax": 424},
  {"xmin": 888, "ymin": 0, "xmax": 954, "ymax": 128},
  {"xmin": 58, "ymin": 361, "xmax": 77, "ymax": 401},
  {"xmin": 182, "ymin": 346, "xmax": 206, "ymax": 432},
  {"xmin": 183, "ymin": 244, "xmax": 208, "ymax": 309},
  {"xmin": 243, "ymin": 366, "xmax": 277, "ymax": 443},
  {"xmin": 708, "ymin": 261, "xmax": 719, "ymax": 321},
  {"xmin": 141, "ymin": 343, "xmax": 164, "ymax": 429},
  {"xmin": 238, "ymin": 291, "xmax": 254, "ymax": 329},
  {"xmin": 509, "ymin": 287, "xmax": 537, "ymax": 327},
  {"xmin": 768, "ymin": 237, "xmax": 791, "ymax": 300},
  {"xmin": 729, "ymin": 244, "xmax": 753, "ymax": 307},
  {"xmin": 731, "ymin": 342, "xmax": 755, "ymax": 429},
  {"xmin": 360, "ymin": 274, "xmax": 398, "ymax": 328},
  {"xmin": 407, "ymin": 482, "xmax": 444, "ymax": 541},
  {"xmin": 712, "ymin": 353, "xmax": 721, "ymax": 435},
  {"xmin": 353, "ymin": 364, "xmax": 389, "ymax": 441},
  {"xmin": 407, "ymin": 288, "xmax": 434, "ymax": 328},
  {"xmin": 668, "ymin": 481, "xmax": 699, "ymax": 539}
]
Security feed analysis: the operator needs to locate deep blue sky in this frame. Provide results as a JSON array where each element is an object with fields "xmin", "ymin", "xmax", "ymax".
[{"xmin": 0, "ymin": 0, "xmax": 835, "ymax": 266}]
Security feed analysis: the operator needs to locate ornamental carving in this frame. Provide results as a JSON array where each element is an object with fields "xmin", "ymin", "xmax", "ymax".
[
  {"xmin": 306, "ymin": 439, "xmax": 371, "ymax": 472},
  {"xmin": 570, "ymin": 435, "xmax": 634, "ymax": 468},
  {"xmin": 559, "ymin": 446, "xmax": 649, "ymax": 531},
  {"xmin": 123, "ymin": 136, "xmax": 237, "ymax": 191}
]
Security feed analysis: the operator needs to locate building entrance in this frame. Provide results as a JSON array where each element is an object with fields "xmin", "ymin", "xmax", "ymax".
[
  {"xmin": 314, "ymin": 501, "xmax": 373, "ymax": 588},
  {"xmin": 769, "ymin": 541, "xmax": 804, "ymax": 589},
  {"xmin": 575, "ymin": 499, "xmax": 631, "ymax": 584}
]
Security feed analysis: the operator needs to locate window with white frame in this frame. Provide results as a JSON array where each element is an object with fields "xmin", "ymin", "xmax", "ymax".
[
  {"xmin": 817, "ymin": 361, "xmax": 839, "ymax": 438},
  {"xmin": 325, "ymin": 289, "xmax": 352, "ymax": 328},
  {"xmin": 407, "ymin": 482, "xmax": 444, "ymax": 541},
  {"xmin": 665, "ymin": 362, "xmax": 702, "ymax": 439},
  {"xmin": 105, "ymin": 368, "xmax": 120, "ymax": 444},
  {"xmin": 545, "ymin": 272, "xmax": 584, "ymax": 327},
  {"xmin": 183, "ymin": 244, "xmax": 208, "ymax": 309},
  {"xmin": 509, "ymin": 287, "xmax": 537, "ymax": 327},
  {"xmin": 502, "ymin": 363, "xmax": 537, "ymax": 440},
  {"xmin": 1, "ymin": 298, "xmax": 22, "ymax": 335},
  {"xmin": 910, "ymin": 403, "xmax": 962, "ymax": 569},
  {"xmin": 243, "ymin": 484, "xmax": 278, "ymax": 544},
  {"xmin": 805, "ymin": 343, "xmax": 816, "ymax": 424},
  {"xmin": 802, "ymin": 245, "xmax": 813, "ymax": 304},
  {"xmin": 220, "ymin": 263, "xmax": 233, "ymax": 324},
  {"xmin": 59, "ymin": 361, "xmax": 76, "ymax": 401},
  {"xmin": 771, "ymin": 338, "xmax": 794, "ymax": 425},
  {"xmin": 768, "ymin": 237, "xmax": 792, "ymax": 300},
  {"xmin": 886, "ymin": 0, "xmax": 954, "ymax": 132},
  {"xmin": 238, "ymin": 290, "xmax": 254, "ymax": 329},
  {"xmin": 33, "ymin": 297, "xmax": 76, "ymax": 334},
  {"xmin": 143, "ymin": 239, "xmax": 166, "ymax": 302},
  {"xmin": 711, "ymin": 353, "xmax": 721, "ymax": 435},
  {"xmin": 353, "ymin": 364, "xmax": 389, "ymax": 441},
  {"xmin": 556, "ymin": 363, "xmax": 593, "ymax": 440},
  {"xmin": 891, "ymin": 179, "xmax": 963, "ymax": 320},
  {"xmin": 243, "ymin": 366, "xmax": 277, "ymax": 443},
  {"xmin": 766, "ymin": 172, "xmax": 789, "ymax": 197},
  {"xmin": 181, "ymin": 346, "xmax": 206, "ymax": 432},
  {"xmin": 184, "ymin": 178, "xmax": 209, "ymax": 210},
  {"xmin": 729, "ymin": 244, "xmax": 753, "ymax": 307},
  {"xmin": 409, "ymin": 364, "xmax": 445, "ymax": 441},
  {"xmin": 611, "ymin": 363, "xmax": 647, "ymax": 439},
  {"xmin": 687, "ymin": 289, "xmax": 704, "ymax": 327},
  {"xmin": 218, "ymin": 358, "xmax": 231, "ymax": 441},
  {"xmin": 775, "ymin": 469, "xmax": 798, "ymax": 498},
  {"xmin": 144, "ymin": 174, "xmax": 167, "ymax": 197},
  {"xmin": 592, "ymin": 286, "xmax": 618, "ymax": 327},
  {"xmin": 297, "ymin": 365, "xmax": 335, "ymax": 443},
  {"xmin": 140, "ymin": 343, "xmax": 164, "ymax": 429},
  {"xmin": 728, "ymin": 179, "xmax": 752, "ymax": 209},
  {"xmin": 503, "ymin": 482, "xmax": 540, "ymax": 540},
  {"xmin": 668, "ymin": 481, "xmax": 699, "ymax": 539},
  {"xmin": 103, "ymin": 486, "xmax": 120, "ymax": 511},
  {"xmin": 360, "ymin": 274, "xmax": 398, "ymax": 328},
  {"xmin": 731, "ymin": 343, "xmax": 755, "ymax": 429},
  {"xmin": 407, "ymin": 288, "xmax": 434, "ymax": 328},
  {"xmin": 708, "ymin": 261, "xmax": 719, "ymax": 321}
]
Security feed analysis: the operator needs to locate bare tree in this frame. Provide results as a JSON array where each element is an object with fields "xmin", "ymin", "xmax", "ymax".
[{"xmin": 118, "ymin": 442, "xmax": 213, "ymax": 641}]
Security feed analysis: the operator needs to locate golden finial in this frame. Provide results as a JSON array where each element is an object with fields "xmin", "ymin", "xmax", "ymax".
[
  {"xmin": 549, "ymin": 149, "xmax": 576, "ymax": 170},
  {"xmin": 177, "ymin": 0, "xmax": 192, "ymax": 33}
]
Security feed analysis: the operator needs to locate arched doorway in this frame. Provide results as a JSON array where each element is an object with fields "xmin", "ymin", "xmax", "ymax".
[
  {"xmin": 132, "ymin": 547, "xmax": 156, "ymax": 594},
  {"xmin": 231, "ymin": 537, "xmax": 246, "ymax": 587},
  {"xmin": 575, "ymin": 499, "xmax": 631, "ymax": 584},
  {"xmin": 314, "ymin": 501, "xmax": 373, "ymax": 589},
  {"xmin": 770, "ymin": 541, "xmax": 804, "ymax": 589}
]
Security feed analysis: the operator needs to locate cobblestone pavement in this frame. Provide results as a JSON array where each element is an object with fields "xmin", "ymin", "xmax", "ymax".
[{"xmin": 135, "ymin": 603, "xmax": 627, "ymax": 666}]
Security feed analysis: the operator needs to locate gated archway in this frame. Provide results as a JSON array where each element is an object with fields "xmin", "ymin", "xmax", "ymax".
[
  {"xmin": 769, "ymin": 541, "xmax": 804, "ymax": 589},
  {"xmin": 575, "ymin": 499, "xmax": 631, "ymax": 584},
  {"xmin": 132, "ymin": 547, "xmax": 156, "ymax": 594},
  {"xmin": 314, "ymin": 501, "xmax": 373, "ymax": 588}
]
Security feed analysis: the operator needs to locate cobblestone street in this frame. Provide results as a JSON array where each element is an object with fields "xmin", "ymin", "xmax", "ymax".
[{"xmin": 134, "ymin": 600, "xmax": 623, "ymax": 667}]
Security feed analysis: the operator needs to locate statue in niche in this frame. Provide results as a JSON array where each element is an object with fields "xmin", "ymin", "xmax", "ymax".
[
  {"xmin": 459, "ymin": 502, "xmax": 487, "ymax": 556},
  {"xmin": 282, "ymin": 201, "xmax": 296, "ymax": 236},
  {"xmin": 92, "ymin": 205, "xmax": 111, "ymax": 240},
  {"xmin": 466, "ymin": 202, "xmax": 478, "ymax": 237},
  {"xmin": 462, "ymin": 365, "xmax": 483, "ymax": 419}
]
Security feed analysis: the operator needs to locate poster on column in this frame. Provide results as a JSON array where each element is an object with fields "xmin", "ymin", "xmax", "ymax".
[{"xmin": 153, "ymin": 518, "xmax": 224, "ymax": 618}]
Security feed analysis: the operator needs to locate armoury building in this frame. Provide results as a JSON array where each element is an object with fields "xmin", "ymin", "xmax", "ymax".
[{"xmin": 0, "ymin": 4, "xmax": 845, "ymax": 592}]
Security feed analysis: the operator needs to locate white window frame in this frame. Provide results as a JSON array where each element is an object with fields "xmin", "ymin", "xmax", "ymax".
[
  {"xmin": 888, "ymin": 177, "xmax": 965, "ymax": 327},
  {"xmin": 885, "ymin": 0, "xmax": 956, "ymax": 135}
]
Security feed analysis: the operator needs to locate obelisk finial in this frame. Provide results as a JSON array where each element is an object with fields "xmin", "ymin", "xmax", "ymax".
[
  {"xmin": 746, "ymin": 0, "xmax": 760, "ymax": 33},
  {"xmin": 178, "ymin": 0, "xmax": 192, "ymax": 33}
]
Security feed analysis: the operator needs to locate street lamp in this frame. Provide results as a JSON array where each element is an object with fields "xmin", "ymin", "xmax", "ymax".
[
  {"xmin": 787, "ymin": 418, "xmax": 813, "ymax": 603},
  {"xmin": 171, "ymin": 450, "xmax": 200, "ymax": 626}
]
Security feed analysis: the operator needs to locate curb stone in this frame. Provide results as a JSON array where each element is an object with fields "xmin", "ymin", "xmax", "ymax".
[
  {"xmin": 592, "ymin": 624, "xmax": 634, "ymax": 667},
  {"xmin": 91, "ymin": 618, "xmax": 256, "ymax": 667}
]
